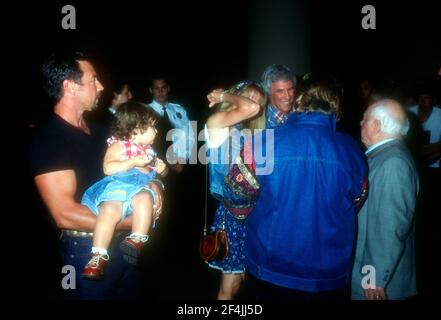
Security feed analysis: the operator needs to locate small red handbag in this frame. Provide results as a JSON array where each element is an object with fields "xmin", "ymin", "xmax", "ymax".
[{"xmin": 199, "ymin": 228, "xmax": 228, "ymax": 262}]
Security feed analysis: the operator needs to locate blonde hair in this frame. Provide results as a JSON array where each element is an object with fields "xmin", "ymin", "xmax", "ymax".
[
  {"xmin": 218, "ymin": 81, "xmax": 267, "ymax": 133},
  {"xmin": 296, "ymin": 73, "xmax": 343, "ymax": 120}
]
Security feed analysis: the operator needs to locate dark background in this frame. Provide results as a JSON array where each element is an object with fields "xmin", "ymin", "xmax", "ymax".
[{"xmin": 4, "ymin": 0, "xmax": 440, "ymax": 300}]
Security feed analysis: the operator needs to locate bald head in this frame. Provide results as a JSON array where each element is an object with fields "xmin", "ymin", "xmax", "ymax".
[{"xmin": 360, "ymin": 99, "xmax": 409, "ymax": 147}]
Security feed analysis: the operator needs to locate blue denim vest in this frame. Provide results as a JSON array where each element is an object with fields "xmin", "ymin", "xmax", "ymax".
[{"xmin": 206, "ymin": 126, "xmax": 244, "ymax": 201}]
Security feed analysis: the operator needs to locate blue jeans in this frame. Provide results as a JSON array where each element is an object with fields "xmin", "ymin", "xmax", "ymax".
[{"xmin": 59, "ymin": 232, "xmax": 143, "ymax": 300}]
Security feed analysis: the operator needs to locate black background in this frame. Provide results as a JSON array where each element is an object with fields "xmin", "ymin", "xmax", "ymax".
[{"xmin": 3, "ymin": 0, "xmax": 440, "ymax": 303}]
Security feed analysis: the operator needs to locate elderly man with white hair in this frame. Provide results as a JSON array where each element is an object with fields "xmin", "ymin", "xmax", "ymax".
[{"xmin": 351, "ymin": 99, "xmax": 420, "ymax": 300}]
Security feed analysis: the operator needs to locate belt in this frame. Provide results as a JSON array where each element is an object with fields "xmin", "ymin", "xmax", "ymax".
[
  {"xmin": 62, "ymin": 229, "xmax": 124, "ymax": 238},
  {"xmin": 63, "ymin": 230, "xmax": 94, "ymax": 237}
]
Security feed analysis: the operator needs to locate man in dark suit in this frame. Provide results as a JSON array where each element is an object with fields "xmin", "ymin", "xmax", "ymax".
[{"xmin": 352, "ymin": 99, "xmax": 419, "ymax": 300}]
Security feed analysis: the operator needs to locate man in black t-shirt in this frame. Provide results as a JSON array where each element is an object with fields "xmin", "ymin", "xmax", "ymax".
[{"xmin": 30, "ymin": 52, "xmax": 163, "ymax": 299}]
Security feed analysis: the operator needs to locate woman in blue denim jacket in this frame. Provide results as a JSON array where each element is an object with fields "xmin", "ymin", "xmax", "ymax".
[
  {"xmin": 81, "ymin": 102, "xmax": 167, "ymax": 279},
  {"xmin": 205, "ymin": 81, "xmax": 267, "ymax": 299}
]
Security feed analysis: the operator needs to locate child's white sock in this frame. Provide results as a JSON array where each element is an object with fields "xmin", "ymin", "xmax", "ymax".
[
  {"xmin": 129, "ymin": 233, "xmax": 149, "ymax": 243},
  {"xmin": 91, "ymin": 247, "xmax": 108, "ymax": 255}
]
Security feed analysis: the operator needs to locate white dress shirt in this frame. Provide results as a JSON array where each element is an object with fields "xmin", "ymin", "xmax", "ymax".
[{"xmin": 147, "ymin": 100, "xmax": 195, "ymax": 162}]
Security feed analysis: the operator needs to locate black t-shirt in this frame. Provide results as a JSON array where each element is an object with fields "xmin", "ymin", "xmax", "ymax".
[{"xmin": 30, "ymin": 114, "xmax": 108, "ymax": 201}]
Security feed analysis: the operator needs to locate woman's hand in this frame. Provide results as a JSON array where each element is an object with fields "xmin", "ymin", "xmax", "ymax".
[{"xmin": 207, "ymin": 88, "xmax": 225, "ymax": 108}]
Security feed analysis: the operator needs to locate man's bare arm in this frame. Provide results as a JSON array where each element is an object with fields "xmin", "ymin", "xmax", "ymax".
[
  {"xmin": 35, "ymin": 169, "xmax": 158, "ymax": 232},
  {"xmin": 35, "ymin": 170, "xmax": 97, "ymax": 231}
]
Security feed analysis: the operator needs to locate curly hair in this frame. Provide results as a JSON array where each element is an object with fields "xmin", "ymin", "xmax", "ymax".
[{"xmin": 111, "ymin": 101, "xmax": 158, "ymax": 140}]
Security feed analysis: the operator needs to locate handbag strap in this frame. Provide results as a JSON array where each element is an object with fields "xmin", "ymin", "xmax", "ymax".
[
  {"xmin": 203, "ymin": 159, "xmax": 226, "ymax": 235},
  {"xmin": 203, "ymin": 136, "xmax": 228, "ymax": 236},
  {"xmin": 203, "ymin": 164, "xmax": 208, "ymax": 236},
  {"xmin": 203, "ymin": 169, "xmax": 226, "ymax": 236}
]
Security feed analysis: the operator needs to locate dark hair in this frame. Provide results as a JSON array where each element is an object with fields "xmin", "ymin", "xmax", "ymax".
[
  {"xmin": 150, "ymin": 74, "xmax": 169, "ymax": 88},
  {"xmin": 42, "ymin": 51, "xmax": 87, "ymax": 103},
  {"xmin": 296, "ymin": 73, "xmax": 343, "ymax": 119},
  {"xmin": 112, "ymin": 101, "xmax": 158, "ymax": 140},
  {"xmin": 100, "ymin": 78, "xmax": 131, "ymax": 108},
  {"xmin": 112, "ymin": 79, "xmax": 130, "ymax": 95}
]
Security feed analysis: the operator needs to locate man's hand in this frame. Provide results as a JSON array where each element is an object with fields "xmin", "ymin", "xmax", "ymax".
[
  {"xmin": 155, "ymin": 158, "xmax": 168, "ymax": 176},
  {"xmin": 149, "ymin": 180, "xmax": 164, "ymax": 220},
  {"xmin": 364, "ymin": 287, "xmax": 387, "ymax": 300}
]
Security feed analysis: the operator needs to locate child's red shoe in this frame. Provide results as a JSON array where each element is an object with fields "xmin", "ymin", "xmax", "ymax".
[
  {"xmin": 120, "ymin": 235, "xmax": 148, "ymax": 265},
  {"xmin": 81, "ymin": 253, "xmax": 109, "ymax": 279}
]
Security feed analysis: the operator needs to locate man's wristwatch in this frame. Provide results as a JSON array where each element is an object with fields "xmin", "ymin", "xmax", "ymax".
[{"xmin": 151, "ymin": 179, "xmax": 165, "ymax": 191}]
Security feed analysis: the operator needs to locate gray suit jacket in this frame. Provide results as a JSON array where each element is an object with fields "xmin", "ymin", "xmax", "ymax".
[{"xmin": 351, "ymin": 139, "xmax": 419, "ymax": 299}]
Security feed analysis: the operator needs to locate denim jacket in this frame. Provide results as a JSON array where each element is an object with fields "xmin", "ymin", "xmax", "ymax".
[{"xmin": 246, "ymin": 112, "xmax": 367, "ymax": 292}]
